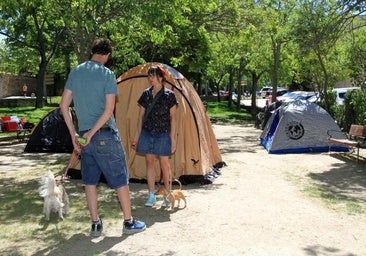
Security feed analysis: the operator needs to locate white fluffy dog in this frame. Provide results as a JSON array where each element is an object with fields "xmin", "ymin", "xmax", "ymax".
[{"xmin": 39, "ymin": 170, "xmax": 69, "ymax": 221}]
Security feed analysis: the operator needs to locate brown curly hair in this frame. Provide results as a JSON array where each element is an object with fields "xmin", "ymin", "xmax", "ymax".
[{"xmin": 91, "ymin": 39, "xmax": 112, "ymax": 55}]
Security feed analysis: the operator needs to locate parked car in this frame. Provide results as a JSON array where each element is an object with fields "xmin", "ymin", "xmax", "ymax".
[
  {"xmin": 266, "ymin": 89, "xmax": 289, "ymax": 104},
  {"xmin": 259, "ymin": 86, "xmax": 272, "ymax": 98},
  {"xmin": 332, "ymin": 87, "xmax": 360, "ymax": 105},
  {"xmin": 212, "ymin": 90, "xmax": 229, "ymax": 97},
  {"xmin": 277, "ymin": 91, "xmax": 318, "ymax": 103},
  {"xmin": 306, "ymin": 93, "xmax": 321, "ymax": 103}
]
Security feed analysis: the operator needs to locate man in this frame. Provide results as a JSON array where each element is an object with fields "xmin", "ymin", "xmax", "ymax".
[
  {"xmin": 22, "ymin": 84, "xmax": 28, "ymax": 97},
  {"xmin": 60, "ymin": 38, "xmax": 146, "ymax": 237}
]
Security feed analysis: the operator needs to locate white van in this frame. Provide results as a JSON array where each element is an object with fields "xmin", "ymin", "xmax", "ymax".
[
  {"xmin": 259, "ymin": 86, "xmax": 272, "ymax": 98},
  {"xmin": 332, "ymin": 87, "xmax": 360, "ymax": 105}
]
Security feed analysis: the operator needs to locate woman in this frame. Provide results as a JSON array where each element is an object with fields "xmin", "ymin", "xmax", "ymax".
[{"xmin": 132, "ymin": 65, "xmax": 178, "ymax": 207}]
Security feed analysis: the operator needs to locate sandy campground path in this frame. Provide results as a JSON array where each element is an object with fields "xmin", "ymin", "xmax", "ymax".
[{"xmin": 1, "ymin": 123, "xmax": 366, "ymax": 256}]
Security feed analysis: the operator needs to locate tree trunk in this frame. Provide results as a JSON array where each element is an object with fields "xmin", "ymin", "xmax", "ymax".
[
  {"xmin": 236, "ymin": 69, "xmax": 242, "ymax": 111},
  {"xmin": 251, "ymin": 72, "xmax": 260, "ymax": 115},
  {"xmin": 315, "ymin": 49, "xmax": 330, "ymax": 110},
  {"xmin": 36, "ymin": 60, "xmax": 47, "ymax": 108},
  {"xmin": 228, "ymin": 68, "xmax": 234, "ymax": 108},
  {"xmin": 215, "ymin": 78, "xmax": 220, "ymax": 102},
  {"xmin": 271, "ymin": 41, "xmax": 281, "ymax": 103},
  {"xmin": 65, "ymin": 52, "xmax": 71, "ymax": 80}
]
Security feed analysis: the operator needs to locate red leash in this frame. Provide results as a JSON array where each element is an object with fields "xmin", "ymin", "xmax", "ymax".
[{"xmin": 62, "ymin": 151, "xmax": 79, "ymax": 181}]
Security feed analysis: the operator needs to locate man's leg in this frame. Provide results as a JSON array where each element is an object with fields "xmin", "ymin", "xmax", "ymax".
[
  {"xmin": 85, "ymin": 185, "xmax": 99, "ymax": 221},
  {"xmin": 85, "ymin": 184, "xmax": 103, "ymax": 237},
  {"xmin": 116, "ymin": 185, "xmax": 132, "ymax": 219},
  {"xmin": 117, "ymin": 184, "xmax": 147, "ymax": 235}
]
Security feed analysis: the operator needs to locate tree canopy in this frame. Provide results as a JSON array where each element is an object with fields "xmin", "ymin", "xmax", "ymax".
[{"xmin": 0, "ymin": 0, "xmax": 365, "ymax": 111}]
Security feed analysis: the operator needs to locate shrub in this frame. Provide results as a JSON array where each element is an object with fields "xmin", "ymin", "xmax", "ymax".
[
  {"xmin": 343, "ymin": 90, "xmax": 366, "ymax": 131},
  {"xmin": 319, "ymin": 89, "xmax": 366, "ymax": 132}
]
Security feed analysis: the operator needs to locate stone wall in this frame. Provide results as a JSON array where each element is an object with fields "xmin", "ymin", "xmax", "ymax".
[{"xmin": 0, "ymin": 74, "xmax": 37, "ymax": 98}]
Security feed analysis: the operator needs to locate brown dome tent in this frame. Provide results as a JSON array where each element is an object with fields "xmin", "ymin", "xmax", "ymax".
[{"xmin": 114, "ymin": 63, "xmax": 224, "ymax": 183}]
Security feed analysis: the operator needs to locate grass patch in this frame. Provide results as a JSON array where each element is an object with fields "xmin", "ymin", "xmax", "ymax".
[
  {"xmin": 303, "ymin": 183, "xmax": 365, "ymax": 214},
  {"xmin": 285, "ymin": 171, "xmax": 365, "ymax": 215},
  {"xmin": 0, "ymin": 98, "xmax": 254, "ymax": 138},
  {"xmin": 0, "ymin": 96, "xmax": 61, "ymax": 124},
  {"xmin": 0, "ymin": 166, "xmax": 130, "ymax": 255},
  {"xmin": 1, "ymin": 98, "xmax": 252, "ymax": 126},
  {"xmin": 0, "ymin": 97, "xmax": 61, "ymax": 138},
  {"xmin": 206, "ymin": 101, "xmax": 254, "ymax": 124},
  {"xmin": 0, "ymin": 106, "xmax": 56, "ymax": 124}
]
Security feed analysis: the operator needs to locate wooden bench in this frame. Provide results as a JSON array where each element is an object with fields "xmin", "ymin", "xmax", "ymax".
[
  {"xmin": 327, "ymin": 124, "xmax": 366, "ymax": 159},
  {"xmin": 0, "ymin": 128, "xmax": 32, "ymax": 142},
  {"xmin": 15, "ymin": 128, "xmax": 32, "ymax": 141}
]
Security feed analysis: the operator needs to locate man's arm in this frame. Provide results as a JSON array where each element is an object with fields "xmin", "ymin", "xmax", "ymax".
[{"xmin": 60, "ymin": 88, "xmax": 81, "ymax": 153}]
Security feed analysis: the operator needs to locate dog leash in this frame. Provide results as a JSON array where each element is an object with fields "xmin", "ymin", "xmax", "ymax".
[{"xmin": 62, "ymin": 150, "xmax": 80, "ymax": 181}]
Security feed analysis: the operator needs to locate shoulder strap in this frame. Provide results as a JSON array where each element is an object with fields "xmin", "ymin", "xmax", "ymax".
[{"xmin": 142, "ymin": 87, "xmax": 164, "ymax": 124}]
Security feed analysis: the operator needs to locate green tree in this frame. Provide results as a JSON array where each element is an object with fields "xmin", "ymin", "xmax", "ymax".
[
  {"xmin": 237, "ymin": 23, "xmax": 268, "ymax": 113},
  {"xmin": 0, "ymin": 0, "xmax": 66, "ymax": 107},
  {"xmin": 233, "ymin": 0, "xmax": 298, "ymax": 113},
  {"xmin": 53, "ymin": 0, "xmax": 239, "ymax": 80},
  {"xmin": 126, "ymin": 0, "xmax": 239, "ymax": 78},
  {"xmin": 0, "ymin": 41, "xmax": 38, "ymax": 75},
  {"xmin": 290, "ymin": 0, "xmax": 365, "ymax": 110},
  {"xmin": 54, "ymin": 0, "xmax": 141, "ymax": 65},
  {"xmin": 259, "ymin": 0, "xmax": 296, "ymax": 102},
  {"xmin": 206, "ymin": 32, "xmax": 240, "ymax": 104},
  {"xmin": 344, "ymin": 18, "xmax": 366, "ymax": 88}
]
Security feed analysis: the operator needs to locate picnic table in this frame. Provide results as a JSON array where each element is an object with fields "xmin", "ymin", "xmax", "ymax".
[{"xmin": 0, "ymin": 115, "xmax": 33, "ymax": 142}]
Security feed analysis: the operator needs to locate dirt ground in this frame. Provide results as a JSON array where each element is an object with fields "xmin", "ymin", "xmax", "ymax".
[{"xmin": 1, "ymin": 123, "xmax": 366, "ymax": 256}]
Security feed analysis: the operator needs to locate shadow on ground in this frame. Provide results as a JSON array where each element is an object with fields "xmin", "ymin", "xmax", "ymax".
[
  {"xmin": 307, "ymin": 153, "xmax": 366, "ymax": 203},
  {"xmin": 0, "ymin": 165, "xmax": 223, "ymax": 256}
]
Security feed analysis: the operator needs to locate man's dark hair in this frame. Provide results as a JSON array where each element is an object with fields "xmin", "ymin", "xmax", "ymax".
[{"xmin": 91, "ymin": 38, "xmax": 112, "ymax": 55}]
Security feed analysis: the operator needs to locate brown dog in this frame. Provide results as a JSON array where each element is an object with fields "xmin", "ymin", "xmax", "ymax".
[{"xmin": 155, "ymin": 179, "xmax": 186, "ymax": 209}]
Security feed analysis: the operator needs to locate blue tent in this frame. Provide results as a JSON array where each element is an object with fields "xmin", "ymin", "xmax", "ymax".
[{"xmin": 260, "ymin": 100, "xmax": 349, "ymax": 154}]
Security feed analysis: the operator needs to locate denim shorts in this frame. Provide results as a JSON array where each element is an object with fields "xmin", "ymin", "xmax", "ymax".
[
  {"xmin": 136, "ymin": 130, "xmax": 171, "ymax": 156},
  {"xmin": 79, "ymin": 129, "xmax": 129, "ymax": 189}
]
